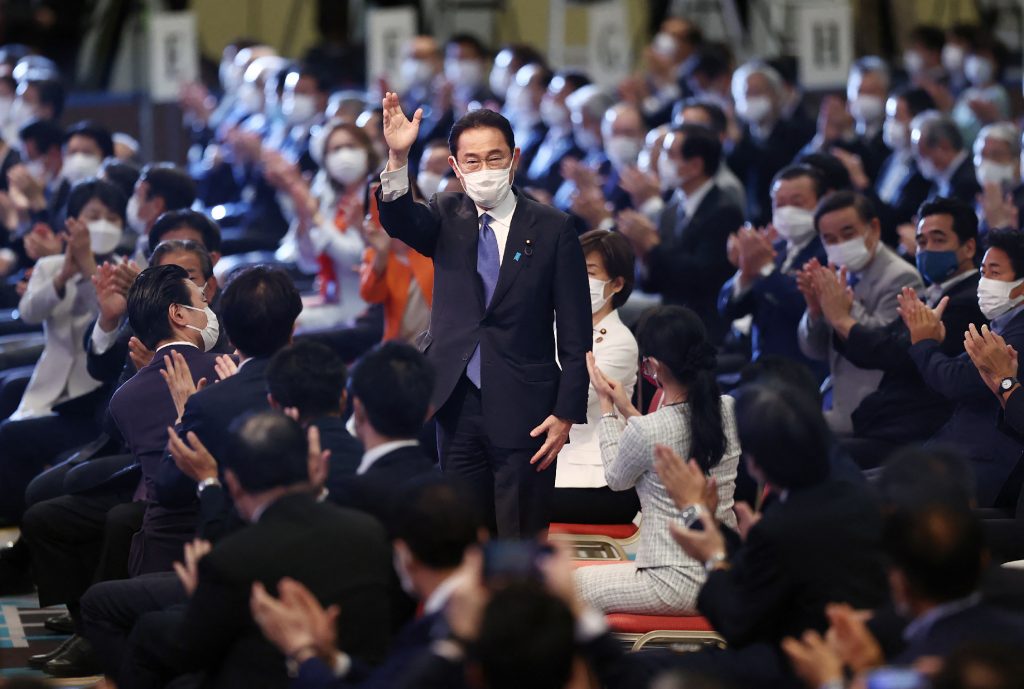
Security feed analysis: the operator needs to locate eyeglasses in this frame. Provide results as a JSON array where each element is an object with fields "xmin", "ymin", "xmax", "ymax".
[{"xmin": 458, "ymin": 155, "xmax": 511, "ymax": 173}]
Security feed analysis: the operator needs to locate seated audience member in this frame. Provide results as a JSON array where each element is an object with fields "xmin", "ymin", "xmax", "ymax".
[
  {"xmin": 252, "ymin": 476, "xmax": 482, "ymax": 689},
  {"xmin": 719, "ymin": 164, "xmax": 828, "ymax": 379},
  {"xmin": 265, "ymin": 341, "xmax": 363, "ymax": 494},
  {"xmin": 905, "ymin": 229, "xmax": 1024, "ymax": 506},
  {"xmin": 727, "ymin": 60, "xmax": 813, "ymax": 225},
  {"xmin": 507, "ymin": 62, "xmax": 552, "ymax": 179},
  {"xmin": 99, "ymin": 158, "xmax": 141, "ymax": 202},
  {"xmin": 636, "ymin": 382, "xmax": 888, "ymax": 688},
  {"xmin": 521, "ymin": 71, "xmax": 589, "ymax": 196},
  {"xmin": 395, "ymin": 35, "xmax": 443, "ymax": 118},
  {"xmin": 933, "ymin": 644, "xmax": 1024, "ymax": 689},
  {"xmin": 489, "ymin": 43, "xmax": 545, "ymax": 105},
  {"xmin": 675, "ymin": 98, "xmax": 745, "ymax": 208},
  {"xmin": 551, "ymin": 85, "xmax": 614, "ymax": 213},
  {"xmin": 7, "ymin": 118, "xmax": 66, "ymax": 232},
  {"xmin": 951, "ymin": 35, "xmax": 1011, "ymax": 147},
  {"xmin": 0, "ymin": 178, "xmax": 127, "ymax": 522},
  {"xmin": 782, "ymin": 503, "xmax": 1024, "ymax": 687},
  {"xmin": 552, "ymin": 230, "xmax": 640, "ymax": 525},
  {"xmin": 125, "ymin": 163, "xmax": 199, "ymax": 255},
  {"xmin": 903, "ymin": 24, "xmax": 948, "ymax": 87},
  {"xmin": 845, "ymin": 57, "xmax": 892, "ymax": 183},
  {"xmin": 912, "ymin": 110, "xmax": 981, "ymax": 204},
  {"xmin": 576, "ymin": 305, "xmax": 739, "ymax": 614},
  {"xmin": 414, "ymin": 138, "xmax": 454, "ymax": 199},
  {"xmin": 838, "ymin": 197, "xmax": 983, "ymax": 468},
  {"xmin": 275, "ymin": 63, "xmax": 330, "ymax": 174},
  {"xmin": 618, "ymin": 123, "xmax": 743, "ymax": 343},
  {"xmin": 272, "ymin": 119, "xmax": 378, "ymax": 330},
  {"xmin": 60, "ymin": 120, "xmax": 113, "ymax": 185},
  {"xmin": 974, "ymin": 121, "xmax": 1024, "ymax": 237},
  {"xmin": 120, "ymin": 412, "xmax": 393, "ymax": 689},
  {"xmin": 358, "ymin": 209, "xmax": 433, "ymax": 345},
  {"xmin": 797, "ymin": 191, "xmax": 923, "ymax": 434}
]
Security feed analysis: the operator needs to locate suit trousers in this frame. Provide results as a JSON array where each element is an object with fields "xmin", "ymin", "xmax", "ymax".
[{"xmin": 436, "ymin": 375, "xmax": 554, "ymax": 538}]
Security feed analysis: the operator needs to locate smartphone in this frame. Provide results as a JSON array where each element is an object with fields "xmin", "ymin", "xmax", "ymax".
[{"xmin": 482, "ymin": 540, "xmax": 552, "ymax": 584}]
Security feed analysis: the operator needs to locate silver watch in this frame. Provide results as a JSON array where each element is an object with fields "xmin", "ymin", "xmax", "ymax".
[
  {"xmin": 196, "ymin": 476, "xmax": 221, "ymax": 497},
  {"xmin": 704, "ymin": 551, "xmax": 727, "ymax": 574}
]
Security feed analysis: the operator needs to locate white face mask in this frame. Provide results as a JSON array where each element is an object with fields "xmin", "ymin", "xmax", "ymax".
[
  {"xmin": 126, "ymin": 194, "xmax": 147, "ymax": 234},
  {"xmin": 540, "ymin": 98, "xmax": 569, "ymax": 128},
  {"xmin": 904, "ymin": 50, "xmax": 925, "ymax": 75},
  {"xmin": 445, "ymin": 59, "xmax": 484, "ymax": 90},
  {"xmin": 455, "ymin": 162, "xmax": 513, "ymax": 209},
  {"xmin": 652, "ymin": 32, "xmax": 678, "ymax": 59},
  {"xmin": 400, "ymin": 59, "xmax": 434, "ymax": 90},
  {"xmin": 883, "ymin": 119, "xmax": 909, "ymax": 151},
  {"xmin": 772, "ymin": 206, "xmax": 816, "ymax": 244},
  {"xmin": 825, "ymin": 236, "xmax": 873, "ymax": 272},
  {"xmin": 976, "ymin": 160, "xmax": 1018, "ymax": 189},
  {"xmin": 284, "ymin": 93, "xmax": 317, "ymax": 125},
  {"xmin": 0, "ymin": 96, "xmax": 13, "ymax": 124},
  {"xmin": 657, "ymin": 153, "xmax": 681, "ymax": 191},
  {"xmin": 575, "ymin": 128, "xmax": 600, "ymax": 152},
  {"xmin": 605, "ymin": 136, "xmax": 643, "ymax": 171},
  {"xmin": 326, "ymin": 147, "xmax": 369, "ymax": 186},
  {"xmin": 737, "ymin": 96, "xmax": 772, "ymax": 124},
  {"xmin": 417, "ymin": 170, "xmax": 443, "ymax": 198},
  {"xmin": 916, "ymin": 155, "xmax": 941, "ymax": 181},
  {"xmin": 24, "ymin": 157, "xmax": 48, "ymax": 184},
  {"xmin": 87, "ymin": 218, "xmax": 123, "ymax": 255},
  {"xmin": 851, "ymin": 95, "xmax": 885, "ymax": 125},
  {"xmin": 964, "ymin": 56, "xmax": 994, "ymax": 86},
  {"xmin": 62, "ymin": 152, "xmax": 102, "ymax": 185},
  {"xmin": 489, "ymin": 66, "xmax": 512, "ymax": 98},
  {"xmin": 237, "ymin": 82, "xmax": 263, "ymax": 114},
  {"xmin": 942, "ymin": 44, "xmax": 966, "ymax": 73},
  {"xmin": 978, "ymin": 276, "xmax": 1024, "ymax": 320},
  {"xmin": 179, "ymin": 304, "xmax": 220, "ymax": 352},
  {"xmin": 589, "ymin": 277, "xmax": 612, "ymax": 313}
]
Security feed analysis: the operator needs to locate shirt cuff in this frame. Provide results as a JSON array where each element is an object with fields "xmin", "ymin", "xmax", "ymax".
[
  {"xmin": 575, "ymin": 607, "xmax": 609, "ymax": 643},
  {"xmin": 331, "ymin": 651, "xmax": 352, "ymax": 678},
  {"xmin": 379, "ymin": 165, "xmax": 410, "ymax": 202},
  {"xmin": 596, "ymin": 217, "xmax": 615, "ymax": 232},
  {"xmin": 90, "ymin": 319, "xmax": 121, "ymax": 355},
  {"xmin": 639, "ymin": 195, "xmax": 664, "ymax": 222}
]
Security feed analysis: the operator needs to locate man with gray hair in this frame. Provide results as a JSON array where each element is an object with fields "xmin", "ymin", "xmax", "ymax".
[
  {"xmin": 847, "ymin": 57, "xmax": 892, "ymax": 182},
  {"xmin": 553, "ymin": 85, "xmax": 617, "ymax": 214},
  {"xmin": 912, "ymin": 110, "xmax": 981, "ymax": 204},
  {"xmin": 974, "ymin": 121, "xmax": 1024, "ymax": 234},
  {"xmin": 727, "ymin": 60, "xmax": 813, "ymax": 224}
]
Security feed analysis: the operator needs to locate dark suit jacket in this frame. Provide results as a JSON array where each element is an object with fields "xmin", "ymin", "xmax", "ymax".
[
  {"xmin": 910, "ymin": 308, "xmax": 1024, "ymax": 506},
  {"xmin": 928, "ymin": 155, "xmax": 981, "ymax": 205},
  {"xmin": 522, "ymin": 131, "xmax": 585, "ymax": 196},
  {"xmin": 718, "ymin": 236, "xmax": 828, "ymax": 377},
  {"xmin": 514, "ymin": 121, "xmax": 549, "ymax": 182},
  {"xmin": 841, "ymin": 272, "xmax": 984, "ymax": 444},
  {"xmin": 155, "ymin": 356, "xmax": 273, "ymax": 508},
  {"xmin": 327, "ymin": 444, "xmax": 436, "ymax": 529},
  {"xmin": 376, "ymin": 189, "xmax": 591, "ymax": 447},
  {"xmin": 872, "ymin": 155, "xmax": 931, "ymax": 248},
  {"xmin": 727, "ymin": 120, "xmax": 809, "ymax": 226},
  {"xmin": 697, "ymin": 479, "xmax": 889, "ymax": 648},
  {"xmin": 643, "ymin": 184, "xmax": 743, "ymax": 343},
  {"xmin": 173, "ymin": 493, "xmax": 393, "ymax": 689},
  {"xmin": 894, "ymin": 602, "xmax": 1024, "ymax": 663},
  {"xmin": 315, "ymin": 416, "xmax": 364, "ymax": 497}
]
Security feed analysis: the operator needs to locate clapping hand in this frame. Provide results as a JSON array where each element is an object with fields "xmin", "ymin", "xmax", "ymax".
[
  {"xmin": 653, "ymin": 444, "xmax": 717, "ymax": 514},
  {"xmin": 167, "ymin": 426, "xmax": 219, "ymax": 483},
  {"xmin": 964, "ymin": 323, "xmax": 1018, "ymax": 397},
  {"xmin": 586, "ymin": 351, "xmax": 639, "ymax": 418},
  {"xmin": 824, "ymin": 603, "xmax": 884, "ymax": 673},
  {"xmin": 304, "ymin": 424, "xmax": 331, "ymax": 491},
  {"xmin": 173, "ymin": 538, "xmax": 212, "ymax": 597},
  {"xmin": 214, "ymin": 354, "xmax": 239, "ymax": 381},
  {"xmin": 796, "ymin": 258, "xmax": 823, "ymax": 319},
  {"xmin": 897, "ymin": 286, "xmax": 947, "ymax": 344},
  {"xmin": 128, "ymin": 336, "xmax": 155, "ymax": 371},
  {"xmin": 381, "ymin": 92, "xmax": 423, "ymax": 168},
  {"xmin": 160, "ymin": 350, "xmax": 207, "ymax": 423},
  {"xmin": 617, "ymin": 165, "xmax": 660, "ymax": 207},
  {"xmin": 735, "ymin": 225, "xmax": 777, "ymax": 286},
  {"xmin": 616, "ymin": 209, "xmax": 661, "ymax": 258},
  {"xmin": 23, "ymin": 223, "xmax": 64, "ymax": 260},
  {"xmin": 570, "ymin": 184, "xmax": 613, "ymax": 231},
  {"xmin": 251, "ymin": 578, "xmax": 340, "ymax": 664},
  {"xmin": 781, "ymin": 630, "xmax": 844, "ymax": 689},
  {"xmin": 813, "ymin": 264, "xmax": 856, "ymax": 337}
]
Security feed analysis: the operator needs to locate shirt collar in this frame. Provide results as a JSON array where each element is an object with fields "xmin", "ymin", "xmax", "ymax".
[
  {"xmin": 992, "ymin": 301, "xmax": 1024, "ymax": 334},
  {"xmin": 925, "ymin": 269, "xmax": 977, "ymax": 307},
  {"xmin": 155, "ymin": 341, "xmax": 198, "ymax": 353},
  {"xmin": 903, "ymin": 592, "xmax": 982, "ymax": 643},
  {"xmin": 475, "ymin": 186, "xmax": 517, "ymax": 226},
  {"xmin": 594, "ymin": 309, "xmax": 623, "ymax": 331},
  {"xmin": 681, "ymin": 178, "xmax": 714, "ymax": 218},
  {"xmin": 938, "ymin": 150, "xmax": 969, "ymax": 186},
  {"xmin": 423, "ymin": 572, "xmax": 462, "ymax": 616},
  {"xmin": 356, "ymin": 439, "xmax": 420, "ymax": 475}
]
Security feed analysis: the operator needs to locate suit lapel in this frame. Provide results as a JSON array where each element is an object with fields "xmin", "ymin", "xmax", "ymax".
[
  {"xmin": 485, "ymin": 194, "xmax": 536, "ymax": 315},
  {"xmin": 453, "ymin": 195, "xmax": 486, "ymax": 312}
]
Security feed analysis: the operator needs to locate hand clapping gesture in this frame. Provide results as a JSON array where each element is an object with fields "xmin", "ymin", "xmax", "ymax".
[
  {"xmin": 796, "ymin": 258, "xmax": 824, "ymax": 319},
  {"xmin": 586, "ymin": 351, "xmax": 639, "ymax": 419},
  {"xmin": 251, "ymin": 578, "xmax": 340, "ymax": 665},
  {"xmin": 161, "ymin": 350, "xmax": 208, "ymax": 424},
  {"xmin": 964, "ymin": 323, "xmax": 1018, "ymax": 398},
  {"xmin": 813, "ymin": 264, "xmax": 856, "ymax": 337},
  {"xmin": 897, "ymin": 286, "xmax": 947, "ymax": 345}
]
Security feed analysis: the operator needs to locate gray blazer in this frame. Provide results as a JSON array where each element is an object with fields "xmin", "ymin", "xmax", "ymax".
[{"xmin": 798, "ymin": 243, "xmax": 923, "ymax": 434}]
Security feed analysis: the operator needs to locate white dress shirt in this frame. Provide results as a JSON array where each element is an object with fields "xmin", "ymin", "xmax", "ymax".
[
  {"xmin": 380, "ymin": 165, "xmax": 517, "ymax": 264},
  {"xmin": 356, "ymin": 439, "xmax": 420, "ymax": 475}
]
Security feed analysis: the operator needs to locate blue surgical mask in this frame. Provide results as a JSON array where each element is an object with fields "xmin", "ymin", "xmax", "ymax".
[{"xmin": 915, "ymin": 250, "xmax": 959, "ymax": 286}]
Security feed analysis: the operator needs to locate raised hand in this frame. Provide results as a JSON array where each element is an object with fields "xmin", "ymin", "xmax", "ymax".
[
  {"xmin": 93, "ymin": 261, "xmax": 129, "ymax": 331},
  {"xmin": 381, "ymin": 92, "xmax": 423, "ymax": 168},
  {"xmin": 897, "ymin": 286, "xmax": 946, "ymax": 344},
  {"xmin": 653, "ymin": 444, "xmax": 709, "ymax": 510},
  {"xmin": 128, "ymin": 336, "xmax": 155, "ymax": 371},
  {"xmin": 796, "ymin": 259, "xmax": 823, "ymax": 319},
  {"xmin": 306, "ymin": 424, "xmax": 332, "ymax": 490},
  {"xmin": 964, "ymin": 323, "xmax": 1018, "ymax": 397},
  {"xmin": 167, "ymin": 426, "xmax": 219, "ymax": 483},
  {"xmin": 173, "ymin": 538, "xmax": 212, "ymax": 597},
  {"xmin": 814, "ymin": 265, "xmax": 856, "ymax": 336},
  {"xmin": 586, "ymin": 351, "xmax": 638, "ymax": 418},
  {"xmin": 735, "ymin": 226, "xmax": 777, "ymax": 286},
  {"xmin": 160, "ymin": 350, "xmax": 207, "ymax": 423},
  {"xmin": 214, "ymin": 354, "xmax": 239, "ymax": 381},
  {"xmin": 65, "ymin": 217, "xmax": 97, "ymax": 278}
]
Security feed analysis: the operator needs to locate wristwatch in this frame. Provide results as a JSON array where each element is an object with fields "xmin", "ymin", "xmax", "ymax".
[
  {"xmin": 196, "ymin": 476, "xmax": 221, "ymax": 497},
  {"xmin": 704, "ymin": 551, "xmax": 727, "ymax": 574},
  {"xmin": 1000, "ymin": 377, "xmax": 1019, "ymax": 397}
]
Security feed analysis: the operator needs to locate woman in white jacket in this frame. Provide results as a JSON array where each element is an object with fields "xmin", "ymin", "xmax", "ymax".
[
  {"xmin": 0, "ymin": 178, "xmax": 127, "ymax": 522},
  {"xmin": 552, "ymin": 229, "xmax": 641, "ymax": 524}
]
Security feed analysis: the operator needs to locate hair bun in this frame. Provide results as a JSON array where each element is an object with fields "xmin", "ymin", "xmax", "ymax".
[{"xmin": 683, "ymin": 342, "xmax": 717, "ymax": 374}]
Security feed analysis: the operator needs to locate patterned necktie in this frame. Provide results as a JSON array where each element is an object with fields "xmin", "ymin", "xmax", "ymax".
[{"xmin": 466, "ymin": 213, "xmax": 498, "ymax": 388}]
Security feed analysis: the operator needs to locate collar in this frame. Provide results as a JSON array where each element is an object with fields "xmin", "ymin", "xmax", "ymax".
[
  {"xmin": 422, "ymin": 572, "xmax": 462, "ymax": 616},
  {"xmin": 925, "ymin": 269, "xmax": 977, "ymax": 307},
  {"xmin": 786, "ymin": 232, "xmax": 816, "ymax": 259},
  {"xmin": 154, "ymin": 341, "xmax": 198, "ymax": 353},
  {"xmin": 903, "ymin": 592, "xmax": 982, "ymax": 643},
  {"xmin": 992, "ymin": 301, "xmax": 1024, "ymax": 334},
  {"xmin": 474, "ymin": 185, "xmax": 517, "ymax": 225},
  {"xmin": 938, "ymin": 150, "xmax": 969, "ymax": 186},
  {"xmin": 594, "ymin": 309, "xmax": 623, "ymax": 332},
  {"xmin": 680, "ymin": 178, "xmax": 714, "ymax": 218},
  {"xmin": 356, "ymin": 439, "xmax": 420, "ymax": 475}
]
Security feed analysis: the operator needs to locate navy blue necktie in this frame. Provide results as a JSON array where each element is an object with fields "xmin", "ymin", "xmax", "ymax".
[{"xmin": 467, "ymin": 213, "xmax": 498, "ymax": 387}]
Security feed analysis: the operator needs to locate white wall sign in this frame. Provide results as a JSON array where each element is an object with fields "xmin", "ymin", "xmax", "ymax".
[
  {"xmin": 148, "ymin": 12, "xmax": 199, "ymax": 103},
  {"xmin": 366, "ymin": 6, "xmax": 417, "ymax": 89},
  {"xmin": 587, "ymin": 1, "xmax": 631, "ymax": 89},
  {"xmin": 796, "ymin": 3, "xmax": 853, "ymax": 89}
]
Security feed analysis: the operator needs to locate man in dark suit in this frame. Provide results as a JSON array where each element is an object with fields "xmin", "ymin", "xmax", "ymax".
[
  {"xmin": 376, "ymin": 96, "xmax": 591, "ymax": 537},
  {"xmin": 508, "ymin": 63, "xmax": 551, "ymax": 182},
  {"xmin": 907, "ymin": 228, "xmax": 1024, "ymax": 506},
  {"xmin": 719, "ymin": 164, "xmax": 828, "ymax": 377},
  {"xmin": 913, "ymin": 111, "xmax": 981, "ymax": 205},
  {"xmin": 838, "ymin": 198, "xmax": 984, "ymax": 468},
  {"xmin": 120, "ymin": 412, "xmax": 393, "ymax": 689},
  {"xmin": 619, "ymin": 123, "xmax": 744, "ymax": 343},
  {"xmin": 253, "ymin": 476, "xmax": 481, "ymax": 689},
  {"xmin": 520, "ymin": 72, "xmax": 589, "ymax": 196}
]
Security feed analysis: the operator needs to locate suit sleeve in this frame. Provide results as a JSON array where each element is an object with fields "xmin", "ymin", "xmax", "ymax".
[
  {"xmin": 17, "ymin": 257, "xmax": 62, "ymax": 324},
  {"xmin": 374, "ymin": 186, "xmax": 442, "ymax": 258},
  {"xmin": 850, "ymin": 274, "xmax": 920, "ymax": 329},
  {"xmin": 552, "ymin": 214, "xmax": 592, "ymax": 423},
  {"xmin": 717, "ymin": 274, "xmax": 756, "ymax": 322},
  {"xmin": 174, "ymin": 557, "xmax": 250, "ymax": 672},
  {"xmin": 154, "ymin": 395, "xmax": 206, "ymax": 507},
  {"xmin": 840, "ymin": 322, "xmax": 909, "ymax": 372},
  {"xmin": 643, "ymin": 204, "xmax": 742, "ymax": 297},
  {"xmin": 1004, "ymin": 389, "xmax": 1024, "ymax": 436},
  {"xmin": 798, "ymin": 311, "xmax": 831, "ymax": 362},
  {"xmin": 598, "ymin": 417, "xmax": 650, "ymax": 491},
  {"xmin": 908, "ymin": 341, "xmax": 991, "ymax": 402},
  {"xmin": 85, "ymin": 320, "xmax": 133, "ymax": 384}
]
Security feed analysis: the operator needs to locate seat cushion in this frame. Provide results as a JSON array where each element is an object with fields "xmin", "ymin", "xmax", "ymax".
[
  {"xmin": 549, "ymin": 522, "xmax": 639, "ymax": 539},
  {"xmin": 606, "ymin": 613, "xmax": 716, "ymax": 634}
]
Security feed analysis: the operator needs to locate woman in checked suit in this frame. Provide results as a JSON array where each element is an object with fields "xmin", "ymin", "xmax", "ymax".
[{"xmin": 575, "ymin": 304, "xmax": 740, "ymax": 614}]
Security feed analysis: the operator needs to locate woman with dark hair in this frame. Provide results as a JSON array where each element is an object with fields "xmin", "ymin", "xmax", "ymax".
[
  {"xmin": 574, "ymin": 304, "xmax": 739, "ymax": 614},
  {"xmin": 551, "ymin": 229, "xmax": 640, "ymax": 524}
]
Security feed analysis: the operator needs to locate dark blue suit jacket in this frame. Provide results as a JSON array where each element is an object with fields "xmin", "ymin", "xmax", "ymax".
[
  {"xmin": 718, "ymin": 236, "xmax": 828, "ymax": 379},
  {"xmin": 910, "ymin": 308, "xmax": 1024, "ymax": 505},
  {"xmin": 894, "ymin": 602, "xmax": 1024, "ymax": 663},
  {"xmin": 522, "ymin": 132, "xmax": 584, "ymax": 196},
  {"xmin": 376, "ymin": 189, "xmax": 591, "ymax": 448},
  {"xmin": 155, "ymin": 356, "xmax": 272, "ymax": 508},
  {"xmin": 327, "ymin": 444, "xmax": 437, "ymax": 529}
]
